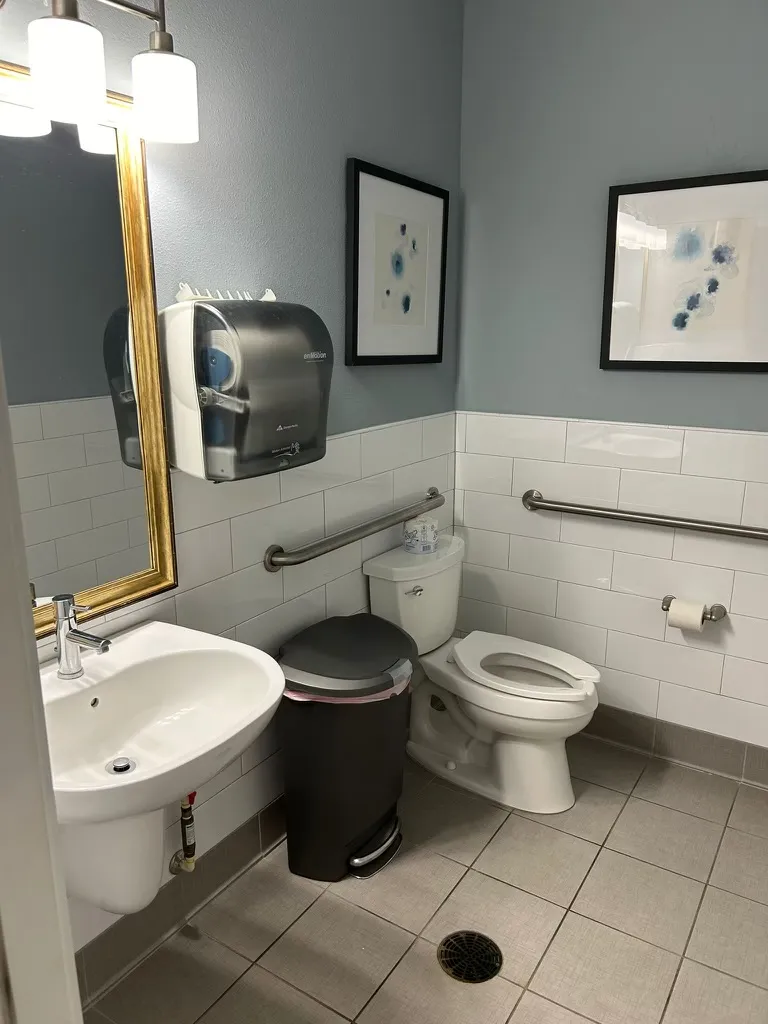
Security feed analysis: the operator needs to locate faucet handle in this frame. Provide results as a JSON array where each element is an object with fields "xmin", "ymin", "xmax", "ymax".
[{"xmin": 52, "ymin": 594, "xmax": 90, "ymax": 621}]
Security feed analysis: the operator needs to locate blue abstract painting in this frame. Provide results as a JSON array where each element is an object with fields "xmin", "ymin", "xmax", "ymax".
[{"xmin": 373, "ymin": 213, "xmax": 428, "ymax": 327}]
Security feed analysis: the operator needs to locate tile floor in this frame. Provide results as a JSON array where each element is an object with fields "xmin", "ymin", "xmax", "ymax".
[{"xmin": 87, "ymin": 735, "xmax": 768, "ymax": 1024}]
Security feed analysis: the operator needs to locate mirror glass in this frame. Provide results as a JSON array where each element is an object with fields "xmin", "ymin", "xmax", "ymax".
[{"xmin": 1, "ymin": 120, "xmax": 150, "ymax": 605}]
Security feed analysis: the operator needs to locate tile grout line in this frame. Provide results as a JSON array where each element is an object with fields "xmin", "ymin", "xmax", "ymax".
[
  {"xmin": 94, "ymin": 759, "xmax": 768, "ymax": 1022},
  {"xmin": 658, "ymin": 783, "xmax": 742, "ymax": 1021},
  {"xmin": 110, "ymin": 747, "xmax": 743, "ymax": 1018},
  {"xmin": 86, "ymin": 819, "xmax": 283, "ymax": 1010},
  {"xmin": 341, "ymin": 820, "xmax": 507, "ymax": 1020},
  {"xmin": 519, "ymin": 754, "xmax": 746, "ymax": 1018},
  {"xmin": 349, "ymin": 932, "xmax": 420, "ymax": 1023},
  {"xmin": 185, "ymin": 945, "xmax": 253, "ymax": 1024},
  {"xmin": 521, "ymin": 776, "xmax": 629, "ymax": 1013},
  {"xmin": 197, "ymin": 882, "xmax": 337, "ymax": 1021}
]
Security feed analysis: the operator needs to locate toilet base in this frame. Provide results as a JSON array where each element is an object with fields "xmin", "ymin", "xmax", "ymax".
[{"xmin": 407, "ymin": 736, "xmax": 575, "ymax": 814}]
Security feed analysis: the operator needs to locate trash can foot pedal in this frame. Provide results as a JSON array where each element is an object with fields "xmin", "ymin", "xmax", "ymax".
[{"xmin": 349, "ymin": 830, "xmax": 402, "ymax": 878}]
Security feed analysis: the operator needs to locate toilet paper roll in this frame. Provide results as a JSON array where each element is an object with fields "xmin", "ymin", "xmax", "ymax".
[
  {"xmin": 403, "ymin": 515, "xmax": 439, "ymax": 554},
  {"xmin": 666, "ymin": 598, "xmax": 705, "ymax": 632}
]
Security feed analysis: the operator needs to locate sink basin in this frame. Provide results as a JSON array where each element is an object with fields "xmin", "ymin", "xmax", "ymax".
[
  {"xmin": 40, "ymin": 620, "xmax": 285, "ymax": 913},
  {"xmin": 43, "ymin": 621, "xmax": 284, "ymax": 824}
]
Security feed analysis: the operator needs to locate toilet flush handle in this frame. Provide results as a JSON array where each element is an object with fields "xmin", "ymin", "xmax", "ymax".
[{"xmin": 407, "ymin": 586, "xmax": 424, "ymax": 597}]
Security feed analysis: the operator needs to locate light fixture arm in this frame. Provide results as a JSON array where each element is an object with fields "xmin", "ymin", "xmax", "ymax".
[
  {"xmin": 51, "ymin": 0, "xmax": 80, "ymax": 17},
  {"xmin": 87, "ymin": 0, "xmax": 166, "ymax": 33}
]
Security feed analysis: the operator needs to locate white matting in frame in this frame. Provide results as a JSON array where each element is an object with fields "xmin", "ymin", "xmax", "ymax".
[
  {"xmin": 346, "ymin": 159, "xmax": 448, "ymax": 365},
  {"xmin": 601, "ymin": 170, "xmax": 768, "ymax": 372}
]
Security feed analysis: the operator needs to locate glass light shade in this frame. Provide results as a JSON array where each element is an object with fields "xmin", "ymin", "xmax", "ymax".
[
  {"xmin": 0, "ymin": 100, "xmax": 51, "ymax": 137},
  {"xmin": 28, "ymin": 15, "xmax": 107, "ymax": 124},
  {"xmin": 132, "ymin": 50, "xmax": 199, "ymax": 143},
  {"xmin": 77, "ymin": 122, "xmax": 117, "ymax": 155}
]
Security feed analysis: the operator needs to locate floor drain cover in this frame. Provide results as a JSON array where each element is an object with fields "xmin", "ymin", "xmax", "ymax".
[{"xmin": 436, "ymin": 931, "xmax": 503, "ymax": 983}]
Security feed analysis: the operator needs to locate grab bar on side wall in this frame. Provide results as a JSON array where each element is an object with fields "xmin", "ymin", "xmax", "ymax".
[
  {"xmin": 522, "ymin": 489, "xmax": 768, "ymax": 542},
  {"xmin": 263, "ymin": 487, "xmax": 445, "ymax": 572}
]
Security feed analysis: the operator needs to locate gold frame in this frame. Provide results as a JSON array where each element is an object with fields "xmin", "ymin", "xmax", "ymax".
[{"xmin": 0, "ymin": 61, "xmax": 177, "ymax": 638}]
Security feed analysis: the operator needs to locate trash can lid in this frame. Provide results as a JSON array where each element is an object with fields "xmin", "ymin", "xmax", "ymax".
[{"xmin": 278, "ymin": 613, "xmax": 417, "ymax": 698}]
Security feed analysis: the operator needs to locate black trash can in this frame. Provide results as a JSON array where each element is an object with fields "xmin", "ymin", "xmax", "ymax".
[{"xmin": 278, "ymin": 612, "xmax": 416, "ymax": 883}]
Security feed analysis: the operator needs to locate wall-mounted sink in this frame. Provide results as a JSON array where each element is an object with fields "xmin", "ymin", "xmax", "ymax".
[{"xmin": 40, "ymin": 621, "xmax": 284, "ymax": 913}]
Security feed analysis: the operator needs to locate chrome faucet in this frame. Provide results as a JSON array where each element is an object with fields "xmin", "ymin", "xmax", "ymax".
[{"xmin": 53, "ymin": 594, "xmax": 111, "ymax": 679}]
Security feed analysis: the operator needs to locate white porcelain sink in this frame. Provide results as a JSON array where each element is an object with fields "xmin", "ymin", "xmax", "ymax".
[{"xmin": 40, "ymin": 620, "xmax": 285, "ymax": 913}]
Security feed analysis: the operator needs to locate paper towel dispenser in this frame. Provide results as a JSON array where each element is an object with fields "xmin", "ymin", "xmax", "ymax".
[
  {"xmin": 103, "ymin": 305, "xmax": 142, "ymax": 470},
  {"xmin": 159, "ymin": 298, "xmax": 334, "ymax": 481}
]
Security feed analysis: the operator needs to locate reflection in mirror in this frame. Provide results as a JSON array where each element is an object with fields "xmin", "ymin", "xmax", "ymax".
[{"xmin": 1, "ymin": 122, "xmax": 150, "ymax": 605}]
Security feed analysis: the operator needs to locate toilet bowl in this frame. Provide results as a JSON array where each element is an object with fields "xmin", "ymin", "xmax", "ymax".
[
  {"xmin": 363, "ymin": 536, "xmax": 600, "ymax": 814},
  {"xmin": 413, "ymin": 633, "xmax": 598, "ymax": 812}
]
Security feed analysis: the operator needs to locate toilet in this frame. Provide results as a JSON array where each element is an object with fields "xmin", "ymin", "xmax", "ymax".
[{"xmin": 363, "ymin": 535, "xmax": 600, "ymax": 813}]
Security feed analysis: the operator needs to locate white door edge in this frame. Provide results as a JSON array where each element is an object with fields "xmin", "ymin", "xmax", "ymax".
[{"xmin": 0, "ymin": 353, "xmax": 82, "ymax": 1023}]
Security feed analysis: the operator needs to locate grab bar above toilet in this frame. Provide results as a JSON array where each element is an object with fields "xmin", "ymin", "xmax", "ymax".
[
  {"xmin": 264, "ymin": 487, "xmax": 445, "ymax": 572},
  {"xmin": 522, "ymin": 489, "xmax": 768, "ymax": 542}
]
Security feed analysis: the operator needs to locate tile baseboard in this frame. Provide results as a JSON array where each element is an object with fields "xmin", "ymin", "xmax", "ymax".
[
  {"xmin": 79, "ymin": 795, "xmax": 285, "ymax": 1007},
  {"xmin": 585, "ymin": 705, "xmax": 767, "ymax": 785}
]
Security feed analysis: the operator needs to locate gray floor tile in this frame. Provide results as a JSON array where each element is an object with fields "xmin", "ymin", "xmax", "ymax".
[
  {"xmin": 192, "ymin": 841, "xmax": 325, "ymax": 960},
  {"xmin": 710, "ymin": 827, "xmax": 768, "ymax": 905},
  {"xmin": 572, "ymin": 849, "xmax": 703, "ymax": 953},
  {"xmin": 258, "ymin": 892, "xmax": 413, "ymax": 1019},
  {"xmin": 510, "ymin": 992, "xmax": 595, "ymax": 1023},
  {"xmin": 94, "ymin": 926, "xmax": 249, "ymax": 1024},
  {"xmin": 531, "ymin": 913, "xmax": 678, "ymax": 1024},
  {"xmin": 399, "ymin": 780, "xmax": 508, "ymax": 865},
  {"xmin": 633, "ymin": 761, "xmax": 737, "ymax": 824},
  {"xmin": 567, "ymin": 735, "xmax": 648, "ymax": 793},
  {"xmin": 197, "ymin": 964, "xmax": 347, "ymax": 1024},
  {"xmin": 422, "ymin": 869, "xmax": 565, "ymax": 986},
  {"xmin": 729, "ymin": 784, "xmax": 768, "ymax": 839},
  {"xmin": 474, "ymin": 815, "xmax": 599, "ymax": 906},
  {"xmin": 83, "ymin": 1012, "xmax": 112, "ymax": 1024},
  {"xmin": 328, "ymin": 842, "xmax": 465, "ymax": 933},
  {"xmin": 516, "ymin": 779, "xmax": 627, "ymax": 843},
  {"xmin": 357, "ymin": 938, "xmax": 522, "ymax": 1024},
  {"xmin": 687, "ymin": 886, "xmax": 768, "ymax": 989},
  {"xmin": 662, "ymin": 959, "xmax": 768, "ymax": 1024},
  {"xmin": 606, "ymin": 798, "xmax": 723, "ymax": 881}
]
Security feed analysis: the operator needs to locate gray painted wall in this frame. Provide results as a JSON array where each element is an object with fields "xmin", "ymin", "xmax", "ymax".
[
  {"xmin": 459, "ymin": 0, "xmax": 768, "ymax": 431},
  {"xmin": 0, "ymin": 0, "xmax": 463, "ymax": 434},
  {"xmin": 0, "ymin": 125, "xmax": 127, "ymax": 405}
]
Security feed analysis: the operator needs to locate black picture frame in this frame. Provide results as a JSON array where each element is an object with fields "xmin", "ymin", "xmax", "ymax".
[
  {"xmin": 600, "ymin": 168, "xmax": 768, "ymax": 372},
  {"xmin": 345, "ymin": 158, "xmax": 449, "ymax": 366}
]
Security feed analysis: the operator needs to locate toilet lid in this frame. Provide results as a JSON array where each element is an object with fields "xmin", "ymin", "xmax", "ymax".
[{"xmin": 453, "ymin": 632, "xmax": 599, "ymax": 702}]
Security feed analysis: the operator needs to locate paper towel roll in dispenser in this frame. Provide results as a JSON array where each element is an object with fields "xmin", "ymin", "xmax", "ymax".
[{"xmin": 159, "ymin": 299, "xmax": 334, "ymax": 481}]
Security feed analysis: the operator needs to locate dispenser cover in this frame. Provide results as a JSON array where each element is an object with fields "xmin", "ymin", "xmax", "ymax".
[{"xmin": 159, "ymin": 299, "xmax": 334, "ymax": 481}]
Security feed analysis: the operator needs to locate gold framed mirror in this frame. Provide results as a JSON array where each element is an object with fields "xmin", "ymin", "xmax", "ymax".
[{"xmin": 0, "ymin": 61, "xmax": 176, "ymax": 638}]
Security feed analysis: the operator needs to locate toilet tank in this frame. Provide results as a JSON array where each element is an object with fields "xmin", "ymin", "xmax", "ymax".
[{"xmin": 363, "ymin": 535, "xmax": 464, "ymax": 654}]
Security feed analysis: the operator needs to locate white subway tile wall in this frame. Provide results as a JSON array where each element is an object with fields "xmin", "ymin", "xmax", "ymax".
[
  {"xmin": 35, "ymin": 412, "xmax": 455, "ymax": 952},
  {"xmin": 12, "ymin": 399, "xmax": 144, "ymax": 597},
  {"xmin": 456, "ymin": 413, "xmax": 768, "ymax": 747}
]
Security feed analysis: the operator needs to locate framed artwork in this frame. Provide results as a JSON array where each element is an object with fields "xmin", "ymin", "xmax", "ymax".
[
  {"xmin": 600, "ymin": 169, "xmax": 768, "ymax": 372},
  {"xmin": 345, "ymin": 158, "xmax": 449, "ymax": 365}
]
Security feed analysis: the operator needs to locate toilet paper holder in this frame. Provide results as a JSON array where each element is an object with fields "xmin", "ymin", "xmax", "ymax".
[{"xmin": 661, "ymin": 595, "xmax": 728, "ymax": 623}]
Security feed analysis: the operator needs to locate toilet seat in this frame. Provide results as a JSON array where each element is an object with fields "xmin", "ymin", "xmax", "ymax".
[{"xmin": 453, "ymin": 632, "xmax": 599, "ymax": 702}]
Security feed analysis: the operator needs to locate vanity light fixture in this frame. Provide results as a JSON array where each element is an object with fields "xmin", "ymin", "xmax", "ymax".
[
  {"xmin": 23, "ymin": 0, "xmax": 199, "ymax": 144},
  {"xmin": 132, "ymin": 28, "xmax": 199, "ymax": 144},
  {"xmin": 28, "ymin": 0, "xmax": 107, "ymax": 125}
]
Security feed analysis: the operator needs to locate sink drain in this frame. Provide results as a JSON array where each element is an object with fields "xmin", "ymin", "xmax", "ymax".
[
  {"xmin": 105, "ymin": 757, "xmax": 136, "ymax": 775},
  {"xmin": 437, "ymin": 931, "xmax": 502, "ymax": 983}
]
